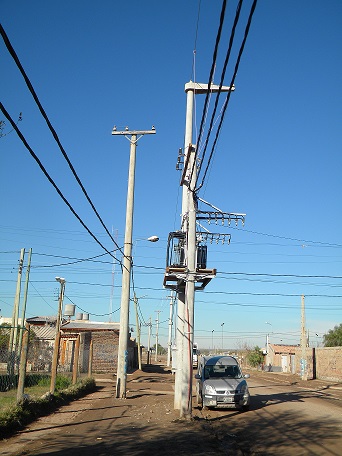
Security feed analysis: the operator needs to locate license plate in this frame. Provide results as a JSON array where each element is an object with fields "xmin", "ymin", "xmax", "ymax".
[{"xmin": 222, "ymin": 396, "xmax": 233, "ymax": 403}]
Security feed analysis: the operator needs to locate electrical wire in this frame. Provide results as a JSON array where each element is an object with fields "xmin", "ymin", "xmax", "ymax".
[
  {"xmin": 192, "ymin": 0, "xmax": 227, "ymax": 186},
  {"xmin": 0, "ymin": 23, "xmax": 124, "ymax": 257},
  {"xmin": 0, "ymin": 102, "xmax": 121, "ymax": 264},
  {"xmin": 64, "ymin": 294, "xmax": 120, "ymax": 317},
  {"xmin": 196, "ymin": 0, "xmax": 258, "ymax": 190},
  {"xmin": 193, "ymin": 0, "xmax": 243, "ymax": 188}
]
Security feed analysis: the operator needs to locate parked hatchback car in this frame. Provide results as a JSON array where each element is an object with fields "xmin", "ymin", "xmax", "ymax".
[{"xmin": 195, "ymin": 355, "xmax": 250, "ymax": 411}]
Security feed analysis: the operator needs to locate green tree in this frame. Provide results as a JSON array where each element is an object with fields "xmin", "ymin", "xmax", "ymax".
[
  {"xmin": 246, "ymin": 346, "xmax": 264, "ymax": 367},
  {"xmin": 153, "ymin": 343, "xmax": 167, "ymax": 355},
  {"xmin": 323, "ymin": 323, "xmax": 342, "ymax": 347}
]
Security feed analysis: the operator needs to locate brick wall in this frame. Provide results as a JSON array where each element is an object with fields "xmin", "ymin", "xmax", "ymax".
[
  {"xmin": 92, "ymin": 331, "xmax": 119, "ymax": 373},
  {"xmin": 294, "ymin": 346, "xmax": 342, "ymax": 382},
  {"xmin": 315, "ymin": 347, "xmax": 342, "ymax": 382}
]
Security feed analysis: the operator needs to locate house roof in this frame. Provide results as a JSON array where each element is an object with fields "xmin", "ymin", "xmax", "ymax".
[
  {"xmin": 269, "ymin": 343, "xmax": 299, "ymax": 354},
  {"xmin": 26, "ymin": 316, "xmax": 57, "ymax": 325},
  {"xmin": 61, "ymin": 321, "xmax": 120, "ymax": 332},
  {"xmin": 29, "ymin": 323, "xmax": 57, "ymax": 340}
]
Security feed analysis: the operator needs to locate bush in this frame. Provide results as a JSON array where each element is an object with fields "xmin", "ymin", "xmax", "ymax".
[{"xmin": 0, "ymin": 377, "xmax": 96, "ymax": 439}]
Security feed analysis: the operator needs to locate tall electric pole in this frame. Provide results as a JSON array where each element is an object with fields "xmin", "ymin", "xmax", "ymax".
[
  {"xmin": 300, "ymin": 295, "xmax": 308, "ymax": 381},
  {"xmin": 155, "ymin": 310, "xmax": 160, "ymax": 362},
  {"xmin": 175, "ymin": 81, "xmax": 234, "ymax": 418},
  {"xmin": 167, "ymin": 293, "xmax": 175, "ymax": 367},
  {"xmin": 50, "ymin": 277, "xmax": 66, "ymax": 394},
  {"xmin": 8, "ymin": 248, "xmax": 25, "ymax": 375},
  {"xmin": 147, "ymin": 316, "xmax": 152, "ymax": 365},
  {"xmin": 112, "ymin": 126, "xmax": 156, "ymax": 399}
]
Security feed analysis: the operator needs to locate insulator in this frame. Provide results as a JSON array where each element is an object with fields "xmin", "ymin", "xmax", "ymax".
[
  {"xmin": 235, "ymin": 219, "xmax": 238, "ymax": 226},
  {"xmin": 228, "ymin": 218, "xmax": 231, "ymax": 226},
  {"xmin": 208, "ymin": 219, "xmax": 211, "ymax": 224},
  {"xmin": 216, "ymin": 238, "xmax": 219, "ymax": 244},
  {"xmin": 222, "ymin": 217, "xmax": 224, "ymax": 225}
]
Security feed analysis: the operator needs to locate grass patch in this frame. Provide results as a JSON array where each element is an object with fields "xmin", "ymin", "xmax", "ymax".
[{"xmin": 0, "ymin": 377, "xmax": 96, "ymax": 439}]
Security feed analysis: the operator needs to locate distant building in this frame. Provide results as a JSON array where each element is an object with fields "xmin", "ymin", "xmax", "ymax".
[
  {"xmin": 268, "ymin": 344, "xmax": 299, "ymax": 373},
  {"xmin": 24, "ymin": 316, "xmax": 138, "ymax": 374}
]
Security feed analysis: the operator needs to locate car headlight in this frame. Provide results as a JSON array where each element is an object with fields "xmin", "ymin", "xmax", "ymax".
[
  {"xmin": 237, "ymin": 385, "xmax": 248, "ymax": 394},
  {"xmin": 204, "ymin": 384, "xmax": 216, "ymax": 395}
]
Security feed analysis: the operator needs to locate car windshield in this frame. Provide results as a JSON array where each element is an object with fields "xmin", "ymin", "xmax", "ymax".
[{"xmin": 204, "ymin": 364, "xmax": 241, "ymax": 379}]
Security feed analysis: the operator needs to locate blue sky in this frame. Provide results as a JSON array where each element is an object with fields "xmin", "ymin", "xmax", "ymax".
[{"xmin": 1, "ymin": 0, "xmax": 341, "ymax": 351}]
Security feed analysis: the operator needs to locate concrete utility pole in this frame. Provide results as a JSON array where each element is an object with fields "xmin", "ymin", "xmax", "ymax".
[
  {"xmin": 112, "ymin": 126, "xmax": 156, "ymax": 399},
  {"xmin": 155, "ymin": 310, "xmax": 160, "ymax": 362},
  {"xmin": 300, "ymin": 295, "xmax": 308, "ymax": 381},
  {"xmin": 167, "ymin": 293, "xmax": 175, "ymax": 367},
  {"xmin": 175, "ymin": 81, "xmax": 234, "ymax": 418},
  {"xmin": 147, "ymin": 316, "xmax": 152, "ymax": 365},
  {"xmin": 50, "ymin": 277, "xmax": 66, "ymax": 394},
  {"xmin": 133, "ymin": 293, "xmax": 142, "ymax": 370}
]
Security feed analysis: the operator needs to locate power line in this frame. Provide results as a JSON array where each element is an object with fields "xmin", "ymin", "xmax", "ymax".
[
  {"xmin": 196, "ymin": 0, "xmax": 258, "ymax": 190},
  {"xmin": 64, "ymin": 294, "xmax": 120, "ymax": 318},
  {"xmin": 220, "ymin": 271, "xmax": 342, "ymax": 280},
  {"xmin": 190, "ymin": 0, "xmax": 228, "ymax": 188},
  {"xmin": 0, "ymin": 23, "xmax": 124, "ymax": 256},
  {"xmin": 194, "ymin": 0, "xmax": 243, "ymax": 187},
  {"xmin": 0, "ymin": 102, "xmax": 121, "ymax": 264}
]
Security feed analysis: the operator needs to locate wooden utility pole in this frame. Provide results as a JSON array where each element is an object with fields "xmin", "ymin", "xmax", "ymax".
[
  {"xmin": 18, "ymin": 248, "xmax": 32, "ymax": 358},
  {"xmin": 8, "ymin": 248, "xmax": 25, "ymax": 374},
  {"xmin": 17, "ymin": 323, "xmax": 30, "ymax": 403},
  {"xmin": 50, "ymin": 277, "xmax": 66, "ymax": 394},
  {"xmin": 72, "ymin": 335, "xmax": 80, "ymax": 384}
]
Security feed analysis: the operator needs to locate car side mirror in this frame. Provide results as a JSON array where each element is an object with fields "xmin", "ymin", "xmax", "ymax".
[
  {"xmin": 244, "ymin": 374, "xmax": 250, "ymax": 379},
  {"xmin": 194, "ymin": 374, "xmax": 201, "ymax": 380}
]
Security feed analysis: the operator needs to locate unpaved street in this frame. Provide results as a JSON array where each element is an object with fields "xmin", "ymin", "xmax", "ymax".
[
  {"xmin": 0, "ymin": 365, "xmax": 341, "ymax": 455},
  {"xmin": 200, "ymin": 371, "xmax": 342, "ymax": 455}
]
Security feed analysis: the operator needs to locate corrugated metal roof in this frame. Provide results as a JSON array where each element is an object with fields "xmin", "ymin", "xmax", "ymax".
[
  {"xmin": 29, "ymin": 323, "xmax": 57, "ymax": 340},
  {"xmin": 27, "ymin": 316, "xmax": 57, "ymax": 324},
  {"xmin": 61, "ymin": 321, "xmax": 120, "ymax": 331}
]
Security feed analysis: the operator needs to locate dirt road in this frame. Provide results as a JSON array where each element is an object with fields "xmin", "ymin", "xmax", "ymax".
[
  {"xmin": 0, "ymin": 363, "xmax": 341, "ymax": 455},
  {"xmin": 0, "ymin": 364, "xmax": 222, "ymax": 456}
]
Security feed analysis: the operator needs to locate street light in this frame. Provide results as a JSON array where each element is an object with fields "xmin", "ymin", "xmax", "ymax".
[
  {"xmin": 50, "ymin": 277, "xmax": 66, "ymax": 394},
  {"xmin": 221, "ymin": 323, "xmax": 224, "ymax": 352}
]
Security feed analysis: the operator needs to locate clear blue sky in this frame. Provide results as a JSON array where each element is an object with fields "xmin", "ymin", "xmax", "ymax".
[{"xmin": 1, "ymin": 0, "xmax": 341, "ymax": 351}]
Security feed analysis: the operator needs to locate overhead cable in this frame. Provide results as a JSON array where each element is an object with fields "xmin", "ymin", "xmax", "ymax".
[
  {"xmin": 194, "ymin": 0, "xmax": 243, "ymax": 187},
  {"xmin": 192, "ymin": 0, "xmax": 227, "ymax": 184},
  {"xmin": 0, "ymin": 23, "xmax": 124, "ymax": 256},
  {"xmin": 196, "ymin": 0, "xmax": 258, "ymax": 190},
  {"xmin": 0, "ymin": 102, "xmax": 121, "ymax": 264}
]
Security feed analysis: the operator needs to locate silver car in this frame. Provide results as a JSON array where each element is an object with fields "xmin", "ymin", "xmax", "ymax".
[{"xmin": 195, "ymin": 355, "xmax": 250, "ymax": 411}]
